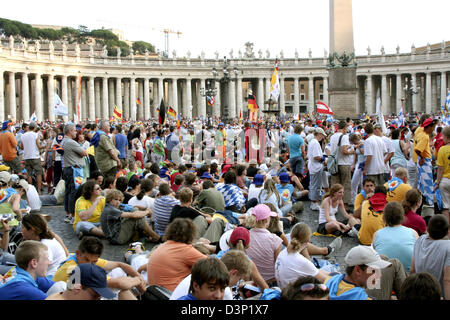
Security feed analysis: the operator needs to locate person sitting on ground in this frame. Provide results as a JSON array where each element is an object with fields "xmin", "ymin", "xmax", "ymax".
[
  {"xmin": 115, "ymin": 176, "xmax": 131, "ymax": 203},
  {"xmin": 73, "ymin": 180, "xmax": 105, "ymax": 239},
  {"xmin": 0, "ymin": 171, "xmax": 27, "ymax": 221},
  {"xmin": 398, "ymin": 272, "xmax": 442, "ymax": 301},
  {"xmin": 171, "ymin": 174, "xmax": 184, "ymax": 193},
  {"xmin": 182, "ymin": 172, "xmax": 201, "ymax": 201},
  {"xmin": 275, "ymin": 223, "xmax": 333, "ymax": 290},
  {"xmin": 153, "ymin": 183, "xmax": 181, "ymax": 237},
  {"xmin": 353, "ymin": 177, "xmax": 375, "ymax": 219},
  {"xmin": 46, "ymin": 263, "xmax": 115, "ymax": 300},
  {"xmin": 257, "ymin": 178, "xmax": 284, "ymax": 217},
  {"xmin": 248, "ymin": 174, "xmax": 264, "ymax": 202},
  {"xmin": 101, "ymin": 176, "xmax": 116, "ymax": 197},
  {"xmin": 171, "ymin": 250, "xmax": 253, "ymax": 300},
  {"xmin": 52, "ymin": 236, "xmax": 146, "ymax": 300},
  {"xmin": 245, "ymin": 204, "xmax": 283, "ymax": 286},
  {"xmin": 281, "ymin": 275, "xmax": 330, "ymax": 300},
  {"xmin": 401, "ymin": 189, "xmax": 427, "ymax": 236},
  {"xmin": 0, "ymin": 240, "xmax": 58, "ymax": 300},
  {"xmin": 147, "ymin": 218, "xmax": 207, "ymax": 291},
  {"xmin": 193, "ymin": 180, "xmax": 226, "ymax": 212},
  {"xmin": 275, "ymin": 172, "xmax": 299, "ymax": 217},
  {"xmin": 358, "ymin": 185, "xmax": 388, "ymax": 245},
  {"xmin": 384, "ymin": 167, "xmax": 412, "ymax": 203},
  {"xmin": 317, "ymin": 184, "xmax": 360, "ymax": 237},
  {"xmin": 410, "ymin": 215, "xmax": 450, "ymax": 300},
  {"xmin": 100, "ymin": 190, "xmax": 161, "ymax": 245},
  {"xmin": 372, "ymin": 201, "xmax": 418, "ymax": 274},
  {"xmin": 325, "ymin": 245, "xmax": 392, "ymax": 300},
  {"xmin": 128, "ymin": 179, "xmax": 155, "ymax": 212},
  {"xmin": 21, "ymin": 213, "xmax": 69, "ymax": 277},
  {"xmin": 216, "ymin": 170, "xmax": 250, "ymax": 213},
  {"xmin": 177, "ymin": 257, "xmax": 230, "ymax": 300}
]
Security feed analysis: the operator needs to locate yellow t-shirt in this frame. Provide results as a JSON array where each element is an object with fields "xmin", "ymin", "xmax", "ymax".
[
  {"xmin": 354, "ymin": 193, "xmax": 367, "ymax": 211},
  {"xmin": 384, "ymin": 182, "xmax": 412, "ymax": 203},
  {"xmin": 358, "ymin": 200, "xmax": 385, "ymax": 245},
  {"xmin": 412, "ymin": 127, "xmax": 424, "ymax": 163},
  {"xmin": 437, "ymin": 145, "xmax": 450, "ymax": 179},
  {"xmin": 324, "ymin": 276, "xmax": 372, "ymax": 300},
  {"xmin": 73, "ymin": 196, "xmax": 106, "ymax": 231},
  {"xmin": 52, "ymin": 256, "xmax": 108, "ymax": 282},
  {"xmin": 414, "ymin": 130, "xmax": 431, "ymax": 160}
]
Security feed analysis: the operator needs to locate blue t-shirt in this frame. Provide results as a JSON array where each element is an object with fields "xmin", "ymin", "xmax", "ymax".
[
  {"xmin": 114, "ymin": 134, "xmax": 128, "ymax": 159},
  {"xmin": 0, "ymin": 268, "xmax": 54, "ymax": 300},
  {"xmin": 178, "ymin": 293, "xmax": 198, "ymax": 300},
  {"xmin": 287, "ymin": 134, "xmax": 305, "ymax": 158},
  {"xmin": 276, "ymin": 183, "xmax": 295, "ymax": 203}
]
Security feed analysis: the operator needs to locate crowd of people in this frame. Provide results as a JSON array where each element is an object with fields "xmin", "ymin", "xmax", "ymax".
[{"xmin": 0, "ymin": 110, "xmax": 448, "ymax": 301}]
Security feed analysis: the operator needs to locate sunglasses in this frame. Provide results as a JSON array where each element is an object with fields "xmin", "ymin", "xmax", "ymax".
[
  {"xmin": 300, "ymin": 283, "xmax": 328, "ymax": 292},
  {"xmin": 94, "ymin": 187, "xmax": 101, "ymax": 191}
]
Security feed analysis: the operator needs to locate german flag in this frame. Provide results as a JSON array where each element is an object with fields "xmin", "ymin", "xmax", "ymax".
[
  {"xmin": 248, "ymin": 93, "xmax": 258, "ymax": 111},
  {"xmin": 113, "ymin": 105, "xmax": 122, "ymax": 120},
  {"xmin": 136, "ymin": 98, "xmax": 142, "ymax": 105},
  {"xmin": 168, "ymin": 107, "xmax": 177, "ymax": 118}
]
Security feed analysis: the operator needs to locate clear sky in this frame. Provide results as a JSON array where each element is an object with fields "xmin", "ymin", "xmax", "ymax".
[{"xmin": 2, "ymin": 0, "xmax": 449, "ymax": 58}]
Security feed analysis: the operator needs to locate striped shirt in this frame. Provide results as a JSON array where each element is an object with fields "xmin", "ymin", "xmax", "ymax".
[
  {"xmin": 216, "ymin": 183, "xmax": 246, "ymax": 210},
  {"xmin": 153, "ymin": 196, "xmax": 180, "ymax": 236}
]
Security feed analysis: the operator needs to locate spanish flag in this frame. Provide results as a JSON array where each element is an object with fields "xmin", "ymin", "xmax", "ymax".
[
  {"xmin": 168, "ymin": 107, "xmax": 177, "ymax": 118},
  {"xmin": 136, "ymin": 98, "xmax": 142, "ymax": 105},
  {"xmin": 113, "ymin": 105, "xmax": 122, "ymax": 120}
]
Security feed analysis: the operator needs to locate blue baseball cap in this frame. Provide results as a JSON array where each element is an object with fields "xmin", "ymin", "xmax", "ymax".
[
  {"xmin": 200, "ymin": 172, "xmax": 213, "ymax": 179},
  {"xmin": 279, "ymin": 172, "xmax": 290, "ymax": 183},
  {"xmin": 218, "ymin": 122, "xmax": 224, "ymax": 127},
  {"xmin": 253, "ymin": 174, "xmax": 264, "ymax": 186},
  {"xmin": 69, "ymin": 263, "xmax": 115, "ymax": 299},
  {"xmin": 2, "ymin": 121, "xmax": 12, "ymax": 131}
]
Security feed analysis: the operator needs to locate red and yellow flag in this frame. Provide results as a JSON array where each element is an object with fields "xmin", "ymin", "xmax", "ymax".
[
  {"xmin": 168, "ymin": 107, "xmax": 177, "ymax": 118},
  {"xmin": 113, "ymin": 105, "xmax": 122, "ymax": 120},
  {"xmin": 136, "ymin": 98, "xmax": 142, "ymax": 105}
]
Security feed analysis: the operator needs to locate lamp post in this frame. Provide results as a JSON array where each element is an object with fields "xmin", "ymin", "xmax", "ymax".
[
  {"xmin": 208, "ymin": 56, "xmax": 239, "ymax": 123},
  {"xmin": 403, "ymin": 82, "xmax": 420, "ymax": 116}
]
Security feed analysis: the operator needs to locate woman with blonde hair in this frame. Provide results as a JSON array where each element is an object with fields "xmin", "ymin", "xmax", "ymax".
[
  {"xmin": 275, "ymin": 223, "xmax": 330, "ymax": 289},
  {"xmin": 317, "ymin": 184, "xmax": 360, "ymax": 236},
  {"xmin": 258, "ymin": 179, "xmax": 283, "ymax": 216}
]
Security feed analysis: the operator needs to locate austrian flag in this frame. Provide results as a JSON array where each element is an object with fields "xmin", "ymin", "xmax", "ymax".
[{"xmin": 316, "ymin": 101, "xmax": 334, "ymax": 115}]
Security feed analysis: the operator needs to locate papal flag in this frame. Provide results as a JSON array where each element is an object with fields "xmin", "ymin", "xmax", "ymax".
[
  {"xmin": 52, "ymin": 93, "xmax": 68, "ymax": 116},
  {"xmin": 29, "ymin": 112, "xmax": 37, "ymax": 123},
  {"xmin": 269, "ymin": 59, "xmax": 280, "ymax": 101},
  {"xmin": 113, "ymin": 105, "xmax": 122, "ymax": 120}
]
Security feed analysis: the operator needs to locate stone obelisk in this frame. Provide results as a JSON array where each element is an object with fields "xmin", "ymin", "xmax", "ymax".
[{"xmin": 328, "ymin": 0, "xmax": 358, "ymax": 118}]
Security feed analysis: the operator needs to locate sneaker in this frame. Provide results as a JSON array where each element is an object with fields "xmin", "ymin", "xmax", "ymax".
[
  {"xmin": 347, "ymin": 227, "xmax": 359, "ymax": 238},
  {"xmin": 129, "ymin": 242, "xmax": 144, "ymax": 252},
  {"xmin": 325, "ymin": 237, "xmax": 342, "ymax": 256},
  {"xmin": 309, "ymin": 203, "xmax": 320, "ymax": 211},
  {"xmin": 77, "ymin": 231, "xmax": 84, "ymax": 240},
  {"xmin": 64, "ymin": 216, "xmax": 72, "ymax": 223}
]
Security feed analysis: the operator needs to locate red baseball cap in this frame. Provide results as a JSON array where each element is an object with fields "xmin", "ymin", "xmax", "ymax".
[
  {"xmin": 229, "ymin": 227, "xmax": 250, "ymax": 247},
  {"xmin": 421, "ymin": 118, "xmax": 434, "ymax": 128}
]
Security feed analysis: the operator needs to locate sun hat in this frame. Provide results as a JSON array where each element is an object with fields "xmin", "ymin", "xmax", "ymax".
[
  {"xmin": 315, "ymin": 127, "xmax": 326, "ymax": 136},
  {"xmin": 344, "ymin": 245, "xmax": 392, "ymax": 269},
  {"xmin": 252, "ymin": 204, "xmax": 277, "ymax": 221},
  {"xmin": 18, "ymin": 179, "xmax": 29, "ymax": 192}
]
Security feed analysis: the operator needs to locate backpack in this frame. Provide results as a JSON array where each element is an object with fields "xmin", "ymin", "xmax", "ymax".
[
  {"xmin": 327, "ymin": 133, "xmax": 344, "ymax": 176},
  {"xmin": 141, "ymin": 285, "xmax": 173, "ymax": 301}
]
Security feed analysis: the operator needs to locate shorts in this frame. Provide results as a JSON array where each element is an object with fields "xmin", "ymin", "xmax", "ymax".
[
  {"xmin": 317, "ymin": 219, "xmax": 348, "ymax": 235},
  {"xmin": 25, "ymin": 158, "xmax": 43, "ymax": 176},
  {"xmin": 4, "ymin": 157, "xmax": 21, "ymax": 174},
  {"xmin": 439, "ymin": 177, "xmax": 450, "ymax": 210}
]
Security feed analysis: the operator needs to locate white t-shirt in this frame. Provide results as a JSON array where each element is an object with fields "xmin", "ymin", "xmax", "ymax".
[
  {"xmin": 26, "ymin": 185, "xmax": 41, "ymax": 211},
  {"xmin": 274, "ymin": 248, "xmax": 319, "ymax": 289},
  {"xmin": 21, "ymin": 131, "xmax": 40, "ymax": 160},
  {"xmin": 248, "ymin": 184, "xmax": 263, "ymax": 201},
  {"xmin": 41, "ymin": 238, "xmax": 68, "ymax": 277},
  {"xmin": 307, "ymin": 138, "xmax": 324, "ymax": 174},
  {"xmin": 170, "ymin": 274, "xmax": 233, "ymax": 300},
  {"xmin": 305, "ymin": 133, "xmax": 314, "ymax": 144},
  {"xmin": 128, "ymin": 195, "xmax": 155, "ymax": 211},
  {"xmin": 381, "ymin": 136, "xmax": 395, "ymax": 174},
  {"xmin": 330, "ymin": 132, "xmax": 353, "ymax": 166},
  {"xmin": 51, "ymin": 138, "xmax": 62, "ymax": 161},
  {"xmin": 364, "ymin": 135, "xmax": 387, "ymax": 175},
  {"xmin": 132, "ymin": 138, "xmax": 144, "ymax": 154},
  {"xmin": 130, "ymin": 254, "xmax": 149, "ymax": 283}
]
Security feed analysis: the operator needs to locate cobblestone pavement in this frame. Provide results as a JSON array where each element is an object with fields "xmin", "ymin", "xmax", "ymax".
[{"xmin": 45, "ymin": 201, "xmax": 360, "ymax": 271}]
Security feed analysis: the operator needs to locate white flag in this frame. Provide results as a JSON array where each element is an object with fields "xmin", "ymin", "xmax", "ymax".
[
  {"xmin": 376, "ymin": 89, "xmax": 388, "ymax": 135},
  {"xmin": 29, "ymin": 112, "xmax": 37, "ymax": 123},
  {"xmin": 52, "ymin": 93, "xmax": 68, "ymax": 116}
]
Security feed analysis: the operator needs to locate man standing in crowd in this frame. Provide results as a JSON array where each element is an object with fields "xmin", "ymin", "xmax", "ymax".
[
  {"xmin": 20, "ymin": 122, "xmax": 44, "ymax": 194},
  {"xmin": 363, "ymin": 122, "xmax": 387, "ymax": 186},
  {"xmin": 93, "ymin": 120, "xmax": 121, "ymax": 179},
  {"xmin": 287, "ymin": 125, "xmax": 306, "ymax": 179},
  {"xmin": 0, "ymin": 121, "xmax": 21, "ymax": 174}
]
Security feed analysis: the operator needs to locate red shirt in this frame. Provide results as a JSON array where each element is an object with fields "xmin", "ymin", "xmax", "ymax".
[
  {"xmin": 171, "ymin": 184, "xmax": 181, "ymax": 193},
  {"xmin": 402, "ymin": 210, "xmax": 427, "ymax": 235}
]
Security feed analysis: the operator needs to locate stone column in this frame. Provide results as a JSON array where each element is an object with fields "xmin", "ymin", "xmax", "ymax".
[
  {"xmin": 61, "ymin": 75, "xmax": 68, "ymax": 121},
  {"xmin": 81, "ymin": 79, "xmax": 87, "ymax": 120},
  {"xmin": 265, "ymin": 78, "xmax": 271, "ymax": 112},
  {"xmin": 308, "ymin": 77, "xmax": 314, "ymax": 114},
  {"xmin": 199, "ymin": 78, "xmax": 207, "ymax": 118},
  {"xmin": 431, "ymin": 73, "xmax": 438, "ymax": 113},
  {"xmin": 130, "ymin": 77, "xmax": 137, "ymax": 121},
  {"xmin": 381, "ymin": 74, "xmax": 388, "ymax": 114},
  {"xmin": 0, "ymin": 71, "xmax": 4, "ymax": 122},
  {"xmin": 441, "ymin": 72, "xmax": 448, "ymax": 108},
  {"xmin": 323, "ymin": 77, "xmax": 329, "ymax": 105},
  {"xmin": 214, "ymin": 81, "xmax": 221, "ymax": 118},
  {"xmin": 257, "ymin": 77, "xmax": 264, "ymax": 117},
  {"xmin": 426, "ymin": 72, "xmax": 432, "ymax": 114},
  {"xmin": 124, "ymin": 79, "xmax": 130, "ymax": 120},
  {"xmin": 144, "ymin": 78, "xmax": 150, "ymax": 120},
  {"xmin": 9, "ymin": 72, "xmax": 16, "ymax": 121},
  {"xmin": 279, "ymin": 77, "xmax": 286, "ymax": 114},
  {"xmin": 293, "ymin": 78, "xmax": 300, "ymax": 115},
  {"xmin": 172, "ymin": 78, "xmax": 178, "ymax": 114},
  {"xmin": 21, "ymin": 73, "xmax": 30, "ymax": 121},
  {"xmin": 108, "ymin": 78, "xmax": 115, "ymax": 117},
  {"xmin": 366, "ymin": 75, "xmax": 373, "ymax": 114},
  {"xmin": 95, "ymin": 79, "xmax": 101, "ymax": 120},
  {"xmin": 137, "ymin": 79, "xmax": 144, "ymax": 120},
  {"xmin": 88, "ymin": 76, "xmax": 95, "ymax": 121},
  {"xmin": 228, "ymin": 79, "xmax": 236, "ymax": 119},
  {"xmin": 102, "ymin": 77, "xmax": 109, "ymax": 119},
  {"xmin": 396, "ymin": 74, "xmax": 403, "ymax": 114},
  {"xmin": 411, "ymin": 74, "xmax": 417, "ymax": 113},
  {"xmin": 48, "ymin": 74, "xmax": 55, "ymax": 121},
  {"xmin": 186, "ymin": 78, "xmax": 192, "ymax": 119},
  {"xmin": 34, "ymin": 74, "xmax": 42, "ymax": 122}
]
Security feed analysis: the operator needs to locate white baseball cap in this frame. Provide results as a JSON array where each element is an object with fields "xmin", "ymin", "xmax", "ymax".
[
  {"xmin": 344, "ymin": 246, "xmax": 392, "ymax": 269},
  {"xmin": 0, "ymin": 171, "xmax": 11, "ymax": 184}
]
